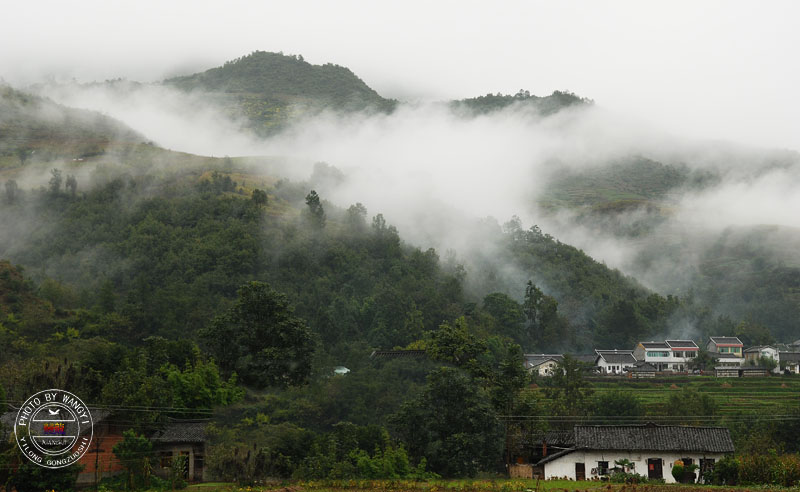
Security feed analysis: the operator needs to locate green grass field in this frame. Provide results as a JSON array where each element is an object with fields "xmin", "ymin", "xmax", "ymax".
[{"xmin": 586, "ymin": 375, "xmax": 800, "ymax": 416}]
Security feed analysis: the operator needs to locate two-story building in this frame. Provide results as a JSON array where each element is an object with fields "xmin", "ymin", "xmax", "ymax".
[
  {"xmin": 634, "ymin": 342, "xmax": 671, "ymax": 371},
  {"xmin": 633, "ymin": 340, "xmax": 698, "ymax": 372},
  {"xmin": 707, "ymin": 336, "xmax": 744, "ymax": 369},
  {"xmin": 707, "ymin": 337, "xmax": 743, "ymax": 357},
  {"xmin": 744, "ymin": 345, "xmax": 779, "ymax": 364}
]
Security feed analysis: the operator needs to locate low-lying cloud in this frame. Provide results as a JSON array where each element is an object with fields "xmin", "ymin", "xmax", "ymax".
[{"xmin": 32, "ymin": 81, "xmax": 800, "ymax": 304}]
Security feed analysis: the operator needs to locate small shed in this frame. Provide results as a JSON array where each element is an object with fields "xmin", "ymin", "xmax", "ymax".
[
  {"xmin": 629, "ymin": 361, "xmax": 657, "ymax": 378},
  {"xmin": 715, "ymin": 366, "xmax": 740, "ymax": 378},
  {"xmin": 740, "ymin": 367, "xmax": 770, "ymax": 377},
  {"xmin": 150, "ymin": 421, "xmax": 209, "ymax": 483},
  {"xmin": 778, "ymin": 352, "xmax": 800, "ymax": 374}
]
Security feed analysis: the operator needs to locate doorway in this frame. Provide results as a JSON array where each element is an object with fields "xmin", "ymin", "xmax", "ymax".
[
  {"xmin": 575, "ymin": 462, "xmax": 585, "ymax": 480},
  {"xmin": 647, "ymin": 458, "xmax": 662, "ymax": 479}
]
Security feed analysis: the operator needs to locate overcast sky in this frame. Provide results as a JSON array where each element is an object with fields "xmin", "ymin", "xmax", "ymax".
[{"xmin": 2, "ymin": 0, "xmax": 798, "ymax": 150}]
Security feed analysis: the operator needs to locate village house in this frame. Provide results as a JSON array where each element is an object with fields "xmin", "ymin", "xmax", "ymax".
[
  {"xmin": 595, "ymin": 349, "xmax": 637, "ymax": 375},
  {"xmin": 150, "ymin": 420, "xmax": 209, "ymax": 483},
  {"xmin": 524, "ymin": 354, "xmax": 564, "ymax": 376},
  {"xmin": 534, "ymin": 423, "xmax": 734, "ymax": 483},
  {"xmin": 707, "ymin": 336, "xmax": 743, "ymax": 357},
  {"xmin": 744, "ymin": 345, "xmax": 779, "ymax": 363},
  {"xmin": 707, "ymin": 336, "xmax": 744, "ymax": 368},
  {"xmin": 633, "ymin": 340, "xmax": 698, "ymax": 372},
  {"xmin": 633, "ymin": 342, "xmax": 671, "ymax": 371},
  {"xmin": 744, "ymin": 345, "xmax": 781, "ymax": 373},
  {"xmin": 780, "ymin": 352, "xmax": 800, "ymax": 374}
]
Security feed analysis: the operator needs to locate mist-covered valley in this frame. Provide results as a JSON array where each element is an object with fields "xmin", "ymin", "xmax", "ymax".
[
  {"xmin": 6, "ymin": 50, "xmax": 797, "ymax": 344},
  {"xmin": 3, "ymin": 3, "xmax": 800, "ymax": 483}
]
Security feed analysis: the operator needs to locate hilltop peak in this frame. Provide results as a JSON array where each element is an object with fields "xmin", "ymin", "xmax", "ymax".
[{"xmin": 162, "ymin": 50, "xmax": 396, "ymax": 135}]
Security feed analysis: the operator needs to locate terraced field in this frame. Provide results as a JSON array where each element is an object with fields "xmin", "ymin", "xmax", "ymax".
[{"xmin": 589, "ymin": 375, "xmax": 800, "ymax": 417}]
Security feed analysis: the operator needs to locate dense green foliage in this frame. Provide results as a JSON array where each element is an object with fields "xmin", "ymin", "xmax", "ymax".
[
  {"xmin": 200, "ymin": 281, "xmax": 314, "ymax": 388},
  {"xmin": 710, "ymin": 453, "xmax": 800, "ymax": 487},
  {"xmin": 113, "ymin": 429, "xmax": 154, "ymax": 490}
]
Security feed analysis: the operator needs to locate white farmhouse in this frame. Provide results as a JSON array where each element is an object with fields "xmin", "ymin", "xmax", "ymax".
[
  {"xmin": 595, "ymin": 349, "xmax": 637, "ymax": 375},
  {"xmin": 536, "ymin": 423, "xmax": 734, "ymax": 483},
  {"xmin": 523, "ymin": 354, "xmax": 563, "ymax": 377}
]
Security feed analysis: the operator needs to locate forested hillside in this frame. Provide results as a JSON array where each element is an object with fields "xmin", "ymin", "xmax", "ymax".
[
  {"xmin": 0, "ymin": 58, "xmax": 797, "ymax": 485},
  {"xmin": 539, "ymin": 153, "xmax": 800, "ymax": 341},
  {"xmin": 164, "ymin": 51, "xmax": 397, "ymax": 134},
  {"xmin": 0, "ymin": 85, "xmax": 142, "ymax": 168}
]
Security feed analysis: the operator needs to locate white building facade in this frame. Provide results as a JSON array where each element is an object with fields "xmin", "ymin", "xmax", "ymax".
[
  {"xmin": 537, "ymin": 424, "xmax": 733, "ymax": 483},
  {"xmin": 595, "ymin": 350, "xmax": 637, "ymax": 375},
  {"xmin": 633, "ymin": 340, "xmax": 698, "ymax": 371},
  {"xmin": 524, "ymin": 354, "xmax": 563, "ymax": 377}
]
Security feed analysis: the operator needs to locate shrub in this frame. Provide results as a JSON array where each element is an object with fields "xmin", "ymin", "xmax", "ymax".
[{"xmin": 671, "ymin": 463, "xmax": 684, "ymax": 483}]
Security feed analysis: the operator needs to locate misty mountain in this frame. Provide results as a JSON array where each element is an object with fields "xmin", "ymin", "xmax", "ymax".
[
  {"xmin": 3, "ymin": 51, "xmax": 799, "ymax": 345},
  {"xmin": 538, "ymin": 153, "xmax": 800, "ymax": 340},
  {"xmin": 0, "ymin": 85, "xmax": 142, "ymax": 167},
  {"xmin": 163, "ymin": 51, "xmax": 397, "ymax": 134},
  {"xmin": 450, "ymin": 89, "xmax": 591, "ymax": 116}
]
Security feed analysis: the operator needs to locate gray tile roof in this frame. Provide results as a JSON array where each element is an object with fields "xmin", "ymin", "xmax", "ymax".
[
  {"xmin": 779, "ymin": 352, "xmax": 800, "ymax": 362},
  {"xmin": 640, "ymin": 342, "xmax": 669, "ymax": 349},
  {"xmin": 630, "ymin": 362, "xmax": 657, "ymax": 372},
  {"xmin": 666, "ymin": 340, "xmax": 699, "ymax": 349},
  {"xmin": 529, "ymin": 430, "xmax": 576, "ymax": 447},
  {"xmin": 522, "ymin": 430, "xmax": 576, "ymax": 450},
  {"xmin": 574, "ymin": 424, "xmax": 734, "ymax": 453},
  {"xmin": 151, "ymin": 421, "xmax": 208, "ymax": 443},
  {"xmin": 596, "ymin": 350, "xmax": 637, "ymax": 364},
  {"xmin": 709, "ymin": 337, "xmax": 743, "ymax": 346},
  {"xmin": 370, "ymin": 349, "xmax": 427, "ymax": 359},
  {"xmin": 744, "ymin": 345, "xmax": 773, "ymax": 353},
  {"xmin": 524, "ymin": 354, "xmax": 563, "ymax": 368},
  {"xmin": 537, "ymin": 447, "xmax": 577, "ymax": 465},
  {"xmin": 710, "ymin": 352, "xmax": 743, "ymax": 359}
]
